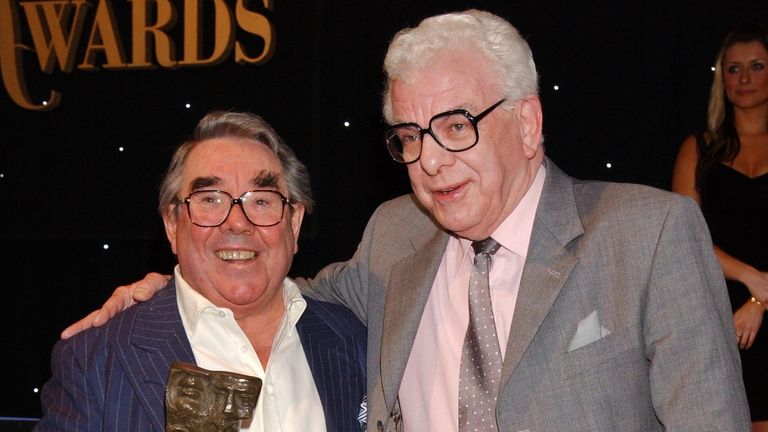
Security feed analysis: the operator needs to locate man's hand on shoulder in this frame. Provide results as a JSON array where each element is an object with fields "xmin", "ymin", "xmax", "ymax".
[{"xmin": 60, "ymin": 272, "xmax": 170, "ymax": 339}]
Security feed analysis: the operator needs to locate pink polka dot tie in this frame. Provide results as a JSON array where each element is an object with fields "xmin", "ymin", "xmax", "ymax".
[{"xmin": 459, "ymin": 237, "xmax": 502, "ymax": 432}]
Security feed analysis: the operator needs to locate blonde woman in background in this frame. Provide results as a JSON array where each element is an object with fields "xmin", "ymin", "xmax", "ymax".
[{"xmin": 673, "ymin": 22, "xmax": 768, "ymax": 431}]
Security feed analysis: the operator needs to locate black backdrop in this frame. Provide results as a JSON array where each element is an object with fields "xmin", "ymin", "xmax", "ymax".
[{"xmin": 2, "ymin": 0, "xmax": 767, "ymax": 419}]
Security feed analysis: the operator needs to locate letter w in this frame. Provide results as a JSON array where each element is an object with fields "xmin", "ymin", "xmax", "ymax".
[{"xmin": 20, "ymin": 0, "xmax": 90, "ymax": 73}]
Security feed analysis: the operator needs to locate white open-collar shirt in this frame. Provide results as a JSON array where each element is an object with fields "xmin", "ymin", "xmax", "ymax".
[{"xmin": 175, "ymin": 266, "xmax": 326, "ymax": 431}]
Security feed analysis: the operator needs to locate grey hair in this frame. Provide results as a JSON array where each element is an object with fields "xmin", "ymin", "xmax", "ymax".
[
  {"xmin": 382, "ymin": 9, "xmax": 539, "ymax": 123},
  {"xmin": 158, "ymin": 110, "xmax": 314, "ymax": 218}
]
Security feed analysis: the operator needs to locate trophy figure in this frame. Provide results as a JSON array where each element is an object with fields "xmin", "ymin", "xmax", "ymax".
[{"xmin": 166, "ymin": 362, "xmax": 262, "ymax": 431}]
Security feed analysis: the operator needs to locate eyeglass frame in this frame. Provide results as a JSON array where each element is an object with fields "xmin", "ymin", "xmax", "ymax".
[
  {"xmin": 384, "ymin": 98, "xmax": 507, "ymax": 164},
  {"xmin": 177, "ymin": 189, "xmax": 293, "ymax": 228}
]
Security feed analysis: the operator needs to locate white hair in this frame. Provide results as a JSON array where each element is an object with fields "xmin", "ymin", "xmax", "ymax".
[{"xmin": 382, "ymin": 9, "xmax": 539, "ymax": 123}]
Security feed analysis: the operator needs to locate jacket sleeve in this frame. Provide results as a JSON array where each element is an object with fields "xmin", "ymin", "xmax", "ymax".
[
  {"xmin": 294, "ymin": 202, "xmax": 393, "ymax": 323},
  {"xmin": 643, "ymin": 196, "xmax": 751, "ymax": 430},
  {"xmin": 35, "ymin": 336, "xmax": 104, "ymax": 432}
]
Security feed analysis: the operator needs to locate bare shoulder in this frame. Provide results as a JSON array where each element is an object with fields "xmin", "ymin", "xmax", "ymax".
[
  {"xmin": 670, "ymin": 134, "xmax": 701, "ymax": 201},
  {"xmin": 675, "ymin": 134, "xmax": 699, "ymax": 164}
]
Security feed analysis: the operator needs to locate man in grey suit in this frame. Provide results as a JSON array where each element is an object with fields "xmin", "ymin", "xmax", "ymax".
[{"xmin": 65, "ymin": 9, "xmax": 750, "ymax": 431}]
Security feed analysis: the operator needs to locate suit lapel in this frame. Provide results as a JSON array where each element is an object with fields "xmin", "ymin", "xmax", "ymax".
[
  {"xmin": 500, "ymin": 159, "xmax": 583, "ymax": 386},
  {"xmin": 297, "ymin": 299, "xmax": 366, "ymax": 432},
  {"xmin": 380, "ymin": 228, "xmax": 450, "ymax": 409},
  {"xmin": 113, "ymin": 282, "xmax": 195, "ymax": 431}
]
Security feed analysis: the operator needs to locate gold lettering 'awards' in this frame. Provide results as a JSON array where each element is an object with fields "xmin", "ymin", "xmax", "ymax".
[{"xmin": 0, "ymin": 0, "xmax": 275, "ymax": 111}]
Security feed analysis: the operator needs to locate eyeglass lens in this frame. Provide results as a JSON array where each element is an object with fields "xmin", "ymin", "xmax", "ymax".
[
  {"xmin": 389, "ymin": 112, "xmax": 477, "ymax": 162},
  {"xmin": 187, "ymin": 190, "xmax": 285, "ymax": 227},
  {"xmin": 385, "ymin": 99, "xmax": 505, "ymax": 163}
]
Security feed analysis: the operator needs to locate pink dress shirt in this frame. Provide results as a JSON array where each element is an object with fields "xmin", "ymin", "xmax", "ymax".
[{"xmin": 398, "ymin": 165, "xmax": 546, "ymax": 431}]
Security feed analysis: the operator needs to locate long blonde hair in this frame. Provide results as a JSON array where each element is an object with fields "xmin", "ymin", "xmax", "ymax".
[{"xmin": 697, "ymin": 22, "xmax": 768, "ymax": 188}]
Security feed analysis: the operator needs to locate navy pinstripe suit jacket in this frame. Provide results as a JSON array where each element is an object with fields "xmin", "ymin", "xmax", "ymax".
[{"xmin": 36, "ymin": 280, "xmax": 367, "ymax": 431}]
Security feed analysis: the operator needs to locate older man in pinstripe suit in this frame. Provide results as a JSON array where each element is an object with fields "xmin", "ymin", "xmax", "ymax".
[{"xmin": 36, "ymin": 111, "xmax": 367, "ymax": 432}]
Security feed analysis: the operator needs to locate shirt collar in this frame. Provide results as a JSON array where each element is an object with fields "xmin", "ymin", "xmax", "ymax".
[{"xmin": 457, "ymin": 163, "xmax": 546, "ymax": 259}]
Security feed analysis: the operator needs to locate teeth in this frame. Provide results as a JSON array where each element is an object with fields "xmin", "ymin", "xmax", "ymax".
[{"xmin": 215, "ymin": 250, "xmax": 256, "ymax": 260}]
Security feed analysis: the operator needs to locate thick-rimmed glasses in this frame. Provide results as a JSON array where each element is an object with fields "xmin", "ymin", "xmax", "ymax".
[
  {"xmin": 180, "ymin": 190, "xmax": 291, "ymax": 227},
  {"xmin": 385, "ymin": 98, "xmax": 506, "ymax": 163}
]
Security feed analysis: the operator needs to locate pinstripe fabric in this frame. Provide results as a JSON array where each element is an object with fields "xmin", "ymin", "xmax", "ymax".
[
  {"xmin": 36, "ymin": 280, "xmax": 367, "ymax": 432},
  {"xmin": 298, "ymin": 298, "xmax": 367, "ymax": 432},
  {"xmin": 36, "ymin": 283, "xmax": 193, "ymax": 432}
]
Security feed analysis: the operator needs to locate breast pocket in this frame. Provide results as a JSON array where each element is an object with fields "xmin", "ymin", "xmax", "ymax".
[{"xmin": 560, "ymin": 326, "xmax": 643, "ymax": 381}]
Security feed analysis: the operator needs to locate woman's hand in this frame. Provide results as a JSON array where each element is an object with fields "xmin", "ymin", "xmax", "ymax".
[{"xmin": 733, "ymin": 298, "xmax": 765, "ymax": 350}]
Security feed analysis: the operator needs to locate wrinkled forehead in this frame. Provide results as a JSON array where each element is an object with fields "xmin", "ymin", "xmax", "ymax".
[
  {"xmin": 389, "ymin": 50, "xmax": 500, "ymax": 120},
  {"xmin": 210, "ymin": 375, "xmax": 259, "ymax": 390},
  {"xmin": 170, "ymin": 370, "xmax": 208, "ymax": 388},
  {"xmin": 183, "ymin": 137, "xmax": 284, "ymax": 192}
]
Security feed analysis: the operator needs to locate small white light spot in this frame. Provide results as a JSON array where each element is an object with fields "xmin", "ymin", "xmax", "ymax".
[
  {"xmin": 42, "ymin": 100, "xmax": 48, "ymax": 106},
  {"xmin": 118, "ymin": 147, "xmax": 124, "ymax": 152},
  {"xmin": 185, "ymin": 103, "xmax": 191, "ymax": 109},
  {"xmin": 0, "ymin": 173, "xmax": 4, "ymax": 178},
  {"xmin": 343, "ymin": 121, "xmax": 350, "ymax": 127},
  {"xmin": 606, "ymin": 162, "xmax": 612, "ymax": 168},
  {"xmin": 33, "ymin": 388, "xmax": 39, "ymax": 393},
  {"xmin": 102, "ymin": 243, "xmax": 110, "ymax": 250},
  {"xmin": 711, "ymin": 66, "xmax": 716, "ymax": 72},
  {"xmin": 553, "ymin": 85, "xmax": 560, "ymax": 91}
]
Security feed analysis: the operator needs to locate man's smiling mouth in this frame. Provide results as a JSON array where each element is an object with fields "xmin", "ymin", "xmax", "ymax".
[{"xmin": 215, "ymin": 250, "xmax": 257, "ymax": 261}]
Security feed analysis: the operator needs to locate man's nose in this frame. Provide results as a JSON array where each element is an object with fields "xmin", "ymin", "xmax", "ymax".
[
  {"xmin": 220, "ymin": 202, "xmax": 255, "ymax": 233},
  {"xmin": 418, "ymin": 133, "xmax": 454, "ymax": 175}
]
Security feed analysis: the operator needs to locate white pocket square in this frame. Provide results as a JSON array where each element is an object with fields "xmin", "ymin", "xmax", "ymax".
[{"xmin": 568, "ymin": 310, "xmax": 611, "ymax": 351}]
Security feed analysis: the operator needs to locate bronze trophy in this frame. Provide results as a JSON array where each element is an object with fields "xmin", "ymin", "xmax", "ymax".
[{"xmin": 166, "ymin": 362, "xmax": 262, "ymax": 431}]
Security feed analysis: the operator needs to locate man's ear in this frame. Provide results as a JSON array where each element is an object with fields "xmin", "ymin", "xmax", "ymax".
[
  {"xmin": 516, "ymin": 96, "xmax": 543, "ymax": 159},
  {"xmin": 162, "ymin": 205, "xmax": 179, "ymax": 255},
  {"xmin": 289, "ymin": 203, "xmax": 306, "ymax": 254}
]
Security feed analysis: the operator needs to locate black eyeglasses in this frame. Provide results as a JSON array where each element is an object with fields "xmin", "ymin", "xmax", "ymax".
[
  {"xmin": 180, "ymin": 190, "xmax": 291, "ymax": 227},
  {"xmin": 384, "ymin": 98, "xmax": 506, "ymax": 163}
]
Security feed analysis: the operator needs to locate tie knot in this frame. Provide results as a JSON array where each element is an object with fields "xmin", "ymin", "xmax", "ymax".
[{"xmin": 471, "ymin": 237, "xmax": 501, "ymax": 256}]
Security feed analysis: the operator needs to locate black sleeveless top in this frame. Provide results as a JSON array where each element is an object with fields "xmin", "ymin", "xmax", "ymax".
[{"xmin": 697, "ymin": 139, "xmax": 768, "ymax": 420}]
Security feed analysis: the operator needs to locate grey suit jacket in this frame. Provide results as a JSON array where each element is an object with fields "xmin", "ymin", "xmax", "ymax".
[{"xmin": 300, "ymin": 159, "xmax": 751, "ymax": 431}]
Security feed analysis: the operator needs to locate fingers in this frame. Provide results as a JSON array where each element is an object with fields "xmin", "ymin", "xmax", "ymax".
[
  {"xmin": 133, "ymin": 273, "xmax": 170, "ymax": 301},
  {"xmin": 91, "ymin": 293, "xmax": 128, "ymax": 327},
  {"xmin": 735, "ymin": 328, "xmax": 759, "ymax": 350},
  {"xmin": 61, "ymin": 310, "xmax": 101, "ymax": 339},
  {"xmin": 60, "ymin": 273, "xmax": 169, "ymax": 340},
  {"xmin": 61, "ymin": 283, "xmax": 137, "ymax": 339},
  {"xmin": 737, "ymin": 331, "xmax": 755, "ymax": 350},
  {"xmin": 736, "ymin": 331, "xmax": 746, "ymax": 350},
  {"xmin": 745, "ymin": 332, "xmax": 756, "ymax": 349}
]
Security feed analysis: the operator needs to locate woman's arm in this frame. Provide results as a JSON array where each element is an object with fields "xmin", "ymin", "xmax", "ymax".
[{"xmin": 671, "ymin": 134, "xmax": 701, "ymax": 204}]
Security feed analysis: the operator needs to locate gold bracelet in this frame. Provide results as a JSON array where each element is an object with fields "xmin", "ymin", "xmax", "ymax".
[{"xmin": 750, "ymin": 297, "xmax": 762, "ymax": 305}]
